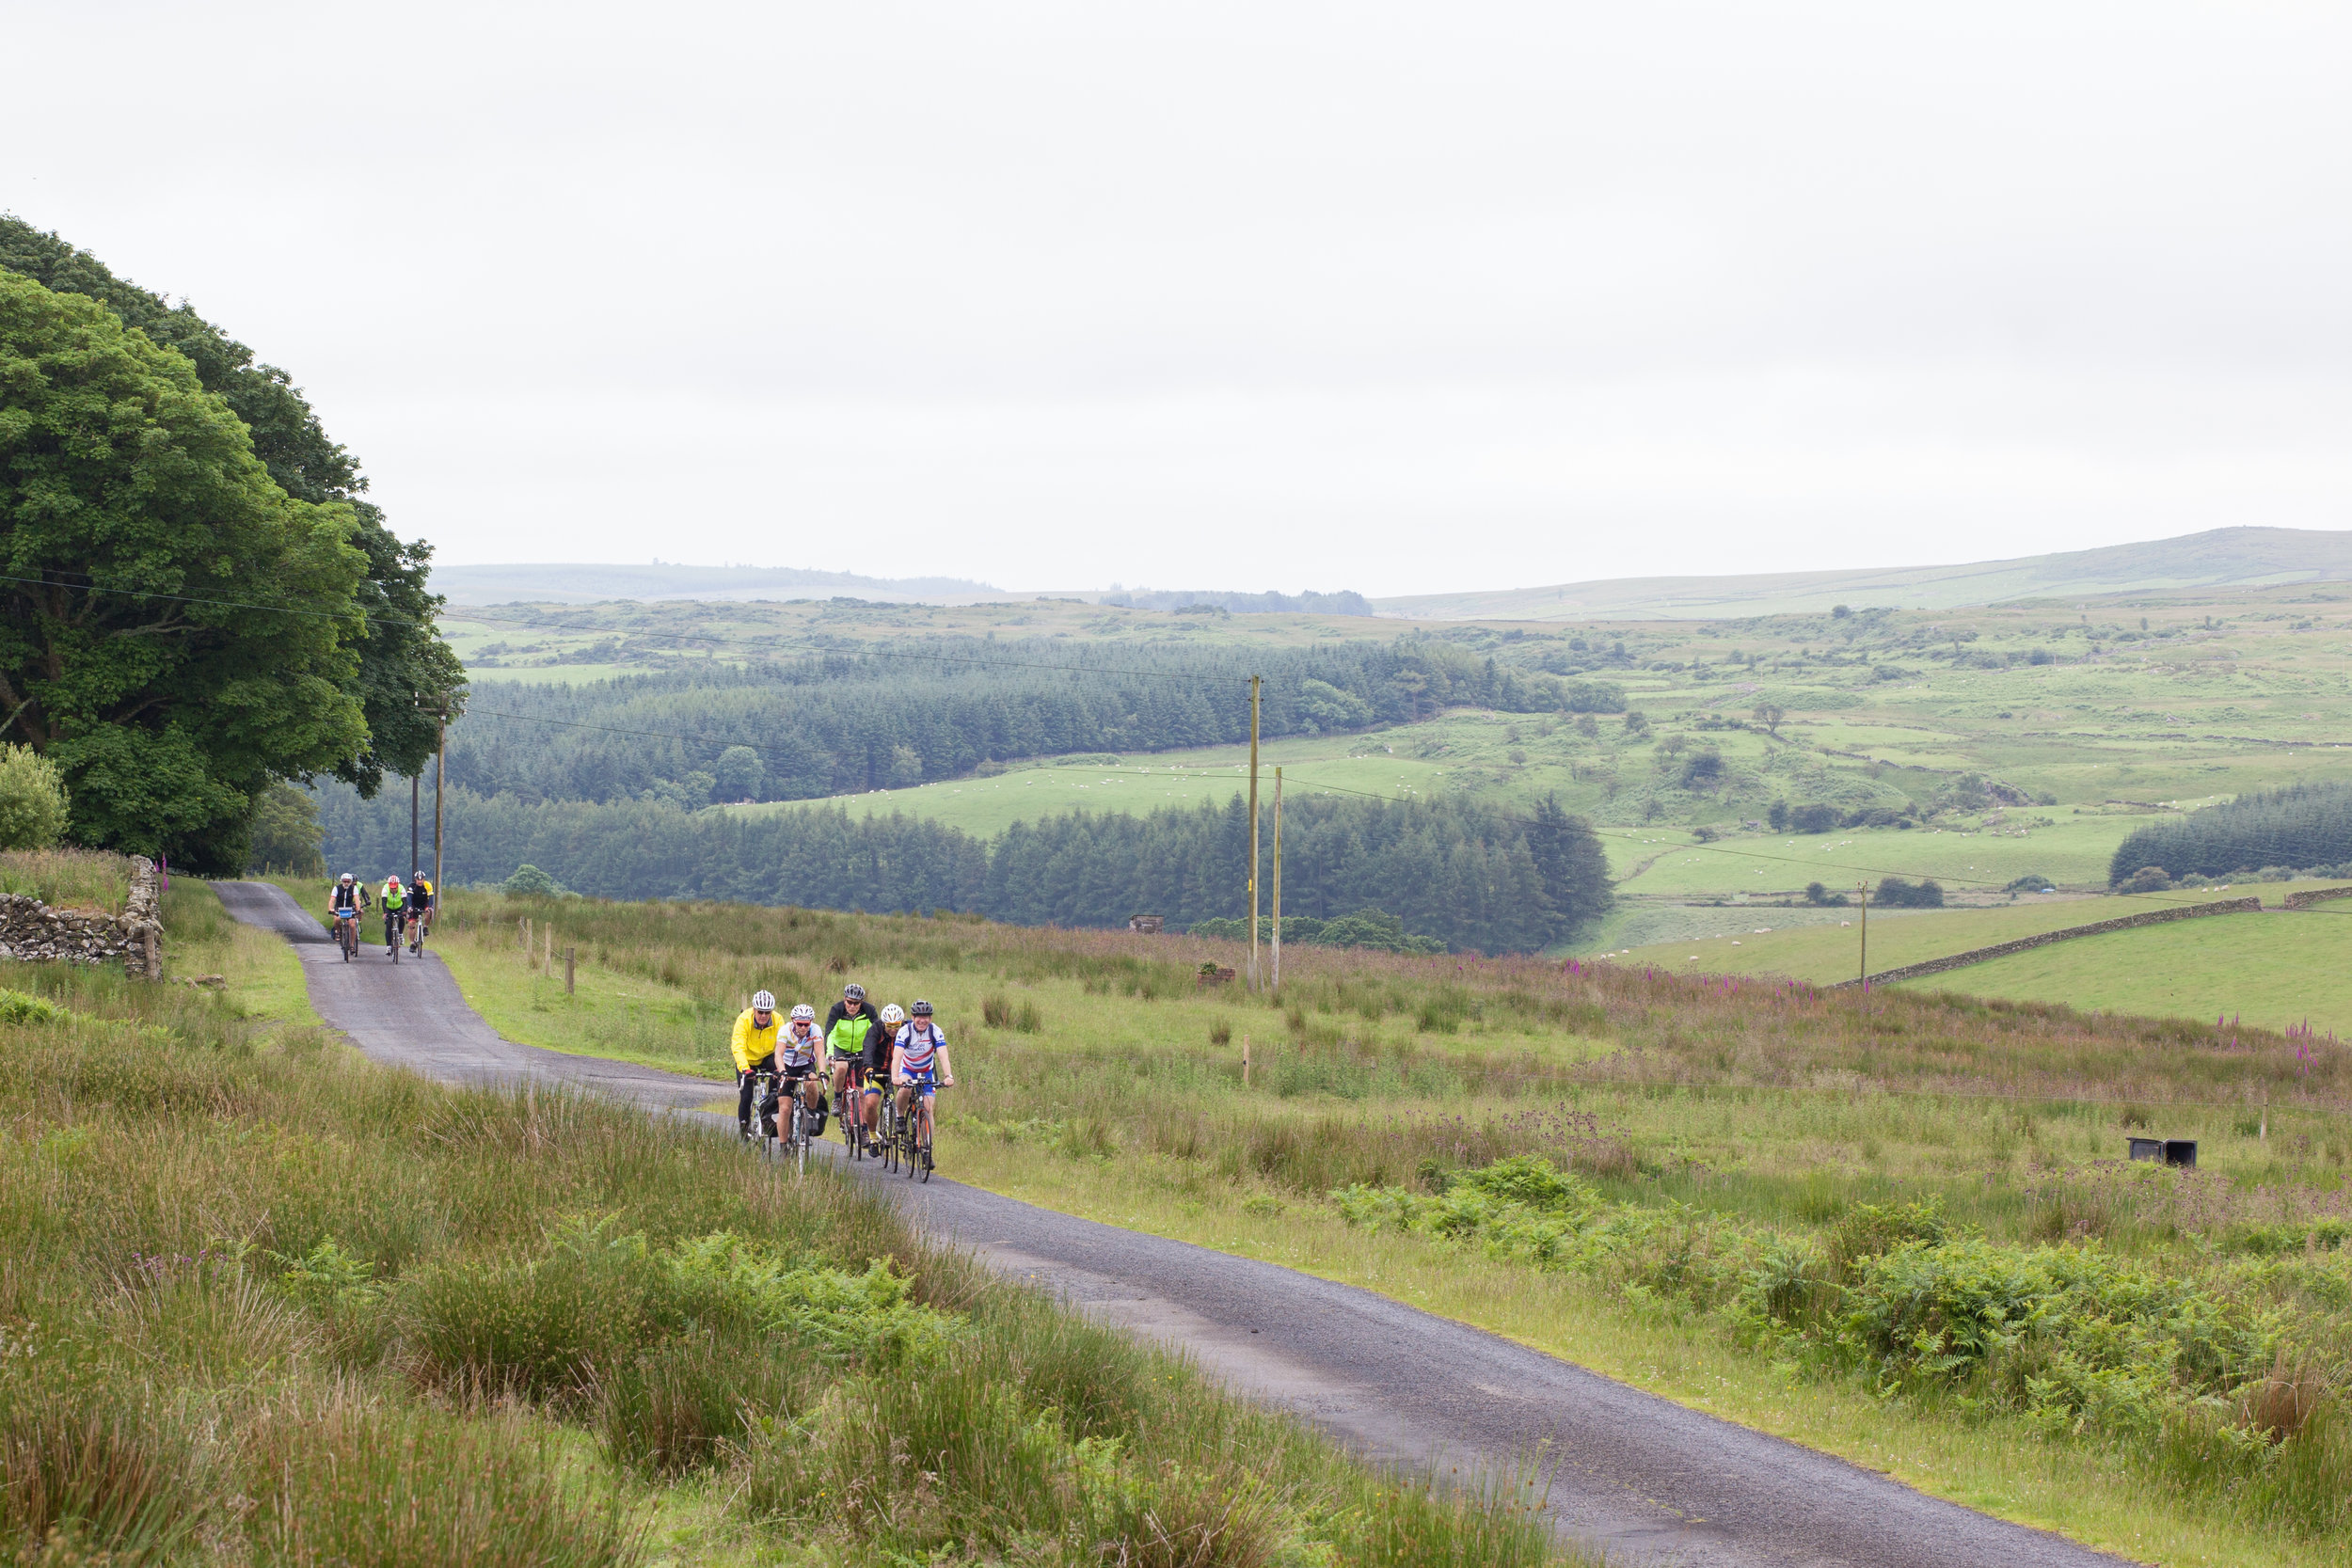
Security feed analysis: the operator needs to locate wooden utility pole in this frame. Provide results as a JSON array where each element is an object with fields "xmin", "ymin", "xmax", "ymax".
[
  {"xmin": 434, "ymin": 718, "xmax": 447, "ymax": 899},
  {"xmin": 1248, "ymin": 675, "xmax": 1262, "ymax": 992},
  {"xmin": 1271, "ymin": 765, "xmax": 1283, "ymax": 997},
  {"xmin": 415, "ymin": 689, "xmax": 460, "ymax": 907},
  {"xmin": 1857, "ymin": 879, "xmax": 1868, "ymax": 990}
]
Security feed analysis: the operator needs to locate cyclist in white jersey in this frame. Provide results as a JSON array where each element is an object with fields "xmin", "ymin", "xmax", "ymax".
[
  {"xmin": 890, "ymin": 1000, "xmax": 955, "ymax": 1135},
  {"xmin": 767, "ymin": 1004, "xmax": 827, "ymax": 1136}
]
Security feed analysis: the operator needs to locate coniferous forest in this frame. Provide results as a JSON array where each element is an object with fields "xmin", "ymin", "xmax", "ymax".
[
  {"xmin": 316, "ymin": 784, "xmax": 1611, "ymax": 955},
  {"xmin": 441, "ymin": 641, "xmax": 1625, "ymax": 805},
  {"xmin": 2109, "ymin": 783, "xmax": 2352, "ymax": 885}
]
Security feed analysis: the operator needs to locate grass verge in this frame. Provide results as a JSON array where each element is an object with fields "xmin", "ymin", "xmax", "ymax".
[{"xmin": 0, "ymin": 942, "xmax": 1565, "ymax": 1567}]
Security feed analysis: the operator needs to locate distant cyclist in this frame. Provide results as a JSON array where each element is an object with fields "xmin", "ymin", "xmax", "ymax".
[
  {"xmin": 767, "ymin": 1004, "xmax": 827, "ymax": 1140},
  {"xmin": 377, "ymin": 874, "xmax": 406, "ymax": 956},
  {"xmin": 729, "ymin": 990, "xmax": 784, "ymax": 1140},
  {"xmin": 824, "ymin": 984, "xmax": 883, "ymax": 1153},
  {"xmin": 891, "ymin": 999, "xmax": 954, "ymax": 1164}
]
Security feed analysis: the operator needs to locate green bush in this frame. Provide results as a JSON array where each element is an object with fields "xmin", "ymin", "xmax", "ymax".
[
  {"xmin": 0, "ymin": 747, "xmax": 68, "ymax": 852},
  {"xmin": 502, "ymin": 863, "xmax": 558, "ymax": 897}
]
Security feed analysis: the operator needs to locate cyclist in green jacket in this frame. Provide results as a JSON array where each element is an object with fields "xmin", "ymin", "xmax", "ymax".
[{"xmin": 824, "ymin": 984, "xmax": 884, "ymax": 1153}]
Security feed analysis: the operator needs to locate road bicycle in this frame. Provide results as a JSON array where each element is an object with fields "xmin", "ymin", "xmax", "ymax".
[
  {"xmin": 834, "ymin": 1065, "xmax": 866, "ymax": 1162},
  {"xmin": 877, "ymin": 1088, "xmax": 902, "ymax": 1174},
  {"xmin": 777, "ymin": 1079, "xmax": 818, "ymax": 1177},
  {"xmin": 330, "ymin": 910, "xmax": 360, "ymax": 962},
  {"xmin": 897, "ymin": 1080, "xmax": 938, "ymax": 1183},
  {"xmin": 405, "ymin": 906, "xmax": 429, "ymax": 958},
  {"xmin": 742, "ymin": 1069, "xmax": 777, "ymax": 1154}
]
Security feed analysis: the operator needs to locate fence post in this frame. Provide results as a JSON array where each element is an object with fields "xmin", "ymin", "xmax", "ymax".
[{"xmin": 564, "ymin": 946, "xmax": 576, "ymax": 995}]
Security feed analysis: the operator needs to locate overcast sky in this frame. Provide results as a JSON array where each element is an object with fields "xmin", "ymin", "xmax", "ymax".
[{"xmin": 7, "ymin": 2, "xmax": 2347, "ymax": 597}]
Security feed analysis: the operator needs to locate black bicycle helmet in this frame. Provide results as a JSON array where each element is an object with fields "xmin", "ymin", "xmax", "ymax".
[
  {"xmin": 843, "ymin": 983, "xmax": 866, "ymax": 1002},
  {"xmin": 911, "ymin": 1000, "xmax": 933, "ymax": 1017}
]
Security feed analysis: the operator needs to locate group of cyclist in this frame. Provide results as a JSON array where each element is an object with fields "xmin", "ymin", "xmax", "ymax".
[
  {"xmin": 728, "ymin": 981, "xmax": 954, "ymax": 1166},
  {"xmin": 326, "ymin": 871, "xmax": 437, "ymax": 957}
]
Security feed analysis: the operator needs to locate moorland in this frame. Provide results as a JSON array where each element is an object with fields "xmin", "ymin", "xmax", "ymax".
[{"xmin": 311, "ymin": 880, "xmax": 2352, "ymax": 1567}]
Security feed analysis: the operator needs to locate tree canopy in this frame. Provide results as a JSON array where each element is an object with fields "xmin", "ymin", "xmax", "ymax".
[
  {"xmin": 0, "ymin": 270, "xmax": 371, "ymax": 868},
  {"xmin": 0, "ymin": 218, "xmax": 462, "ymax": 793}
]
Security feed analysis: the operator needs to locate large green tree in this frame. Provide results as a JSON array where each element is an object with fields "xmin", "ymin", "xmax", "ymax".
[
  {"xmin": 0, "ymin": 270, "xmax": 371, "ymax": 869},
  {"xmin": 0, "ymin": 218, "xmax": 463, "ymax": 791}
]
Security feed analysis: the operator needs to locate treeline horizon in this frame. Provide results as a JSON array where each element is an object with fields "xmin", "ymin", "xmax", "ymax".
[
  {"xmin": 441, "ymin": 641, "xmax": 1626, "ymax": 809},
  {"xmin": 314, "ymin": 785, "xmax": 1612, "ymax": 954}
]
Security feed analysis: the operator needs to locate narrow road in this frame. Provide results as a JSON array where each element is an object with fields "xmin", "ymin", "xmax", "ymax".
[{"xmin": 218, "ymin": 880, "xmax": 2133, "ymax": 1568}]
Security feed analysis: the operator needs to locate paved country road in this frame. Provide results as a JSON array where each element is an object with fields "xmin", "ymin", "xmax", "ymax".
[{"xmin": 217, "ymin": 880, "xmax": 2135, "ymax": 1568}]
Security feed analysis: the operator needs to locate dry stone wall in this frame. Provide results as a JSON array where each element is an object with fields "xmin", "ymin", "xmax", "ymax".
[
  {"xmin": 1829, "ymin": 895, "xmax": 2264, "ymax": 990},
  {"xmin": 0, "ymin": 856, "xmax": 161, "ymax": 976}
]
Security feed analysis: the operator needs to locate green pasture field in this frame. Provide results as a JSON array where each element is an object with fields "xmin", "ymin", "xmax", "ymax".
[
  {"xmin": 0, "ymin": 883, "xmax": 1555, "ymax": 1568},
  {"xmin": 1901, "ymin": 903, "xmax": 2352, "ymax": 1037},
  {"xmin": 723, "ymin": 734, "xmax": 1487, "ymax": 841},
  {"xmin": 1603, "ymin": 811, "xmax": 2140, "ymax": 900},
  {"xmin": 1609, "ymin": 878, "xmax": 2352, "ymax": 1037},
  {"xmin": 414, "ymin": 885, "xmax": 2352, "ymax": 1565}
]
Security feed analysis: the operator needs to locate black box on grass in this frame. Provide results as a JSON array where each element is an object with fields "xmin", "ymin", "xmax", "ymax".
[{"xmin": 2127, "ymin": 1137, "xmax": 2197, "ymax": 1167}]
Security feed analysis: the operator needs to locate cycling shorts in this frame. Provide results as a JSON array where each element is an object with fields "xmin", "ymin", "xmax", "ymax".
[
  {"xmin": 777, "ymin": 1062, "xmax": 821, "ymax": 1083},
  {"xmin": 900, "ymin": 1070, "xmax": 938, "ymax": 1099}
]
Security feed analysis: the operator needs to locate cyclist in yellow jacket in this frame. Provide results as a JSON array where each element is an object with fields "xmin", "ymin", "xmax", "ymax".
[{"xmin": 729, "ymin": 989, "xmax": 783, "ymax": 1140}]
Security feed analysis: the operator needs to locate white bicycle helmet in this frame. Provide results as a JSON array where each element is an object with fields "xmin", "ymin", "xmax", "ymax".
[
  {"xmin": 789, "ymin": 1003, "xmax": 815, "ymax": 1022},
  {"xmin": 880, "ymin": 1004, "xmax": 905, "ymax": 1025},
  {"xmin": 751, "ymin": 990, "xmax": 776, "ymax": 1011}
]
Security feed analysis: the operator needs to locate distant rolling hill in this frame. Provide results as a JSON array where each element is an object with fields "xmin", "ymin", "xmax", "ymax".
[
  {"xmin": 1375, "ymin": 527, "xmax": 2352, "ymax": 621},
  {"xmin": 434, "ymin": 562, "xmax": 1002, "ymax": 606}
]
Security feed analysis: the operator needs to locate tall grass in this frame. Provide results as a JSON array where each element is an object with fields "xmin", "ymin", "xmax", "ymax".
[
  {"xmin": 0, "ymin": 847, "xmax": 133, "ymax": 913},
  {"xmin": 0, "ymin": 926, "xmax": 1572, "ymax": 1567}
]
